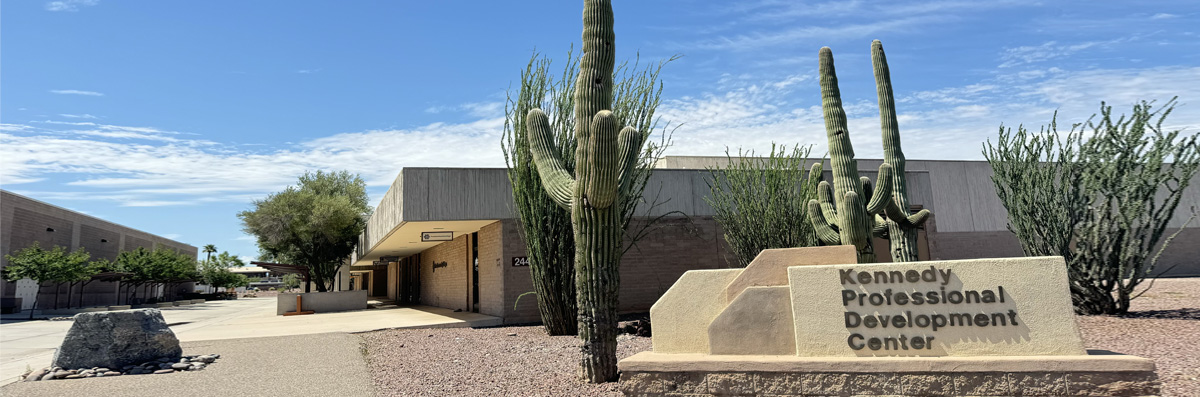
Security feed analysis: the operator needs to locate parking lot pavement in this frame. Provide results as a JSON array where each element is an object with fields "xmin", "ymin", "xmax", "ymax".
[
  {"xmin": 0, "ymin": 297, "xmax": 499, "ymax": 385},
  {"xmin": 0, "ymin": 333, "xmax": 376, "ymax": 396}
]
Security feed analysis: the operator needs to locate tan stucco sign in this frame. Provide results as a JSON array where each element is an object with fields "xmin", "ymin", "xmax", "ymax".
[{"xmin": 788, "ymin": 257, "xmax": 1086, "ymax": 357}]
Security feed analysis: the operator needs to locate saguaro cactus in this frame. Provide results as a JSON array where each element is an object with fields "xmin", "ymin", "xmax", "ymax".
[
  {"xmin": 525, "ymin": 0, "xmax": 643, "ymax": 383},
  {"xmin": 871, "ymin": 40, "xmax": 932, "ymax": 262},
  {"xmin": 807, "ymin": 47, "xmax": 895, "ymax": 263}
]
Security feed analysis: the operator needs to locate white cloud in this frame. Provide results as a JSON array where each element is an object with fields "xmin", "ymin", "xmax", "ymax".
[
  {"xmin": 59, "ymin": 113, "xmax": 99, "ymax": 119},
  {"xmin": 1, "ymin": 116, "xmax": 507, "ymax": 207},
  {"xmin": 296, "ymin": 68, "xmax": 322, "ymax": 74},
  {"xmin": 1150, "ymin": 13, "xmax": 1178, "ymax": 20},
  {"xmin": 998, "ymin": 36, "xmax": 1138, "ymax": 68},
  {"xmin": 657, "ymin": 65, "xmax": 1200, "ymax": 162},
  {"xmin": 693, "ymin": 17, "xmax": 938, "ymax": 51},
  {"xmin": 5, "ymin": 62, "xmax": 1197, "ymax": 210},
  {"xmin": 45, "ymin": 0, "xmax": 97, "ymax": 12},
  {"xmin": 49, "ymin": 89, "xmax": 104, "ymax": 96}
]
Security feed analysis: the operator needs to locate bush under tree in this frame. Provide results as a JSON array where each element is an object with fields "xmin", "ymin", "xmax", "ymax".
[{"xmin": 984, "ymin": 98, "xmax": 1200, "ymax": 315}]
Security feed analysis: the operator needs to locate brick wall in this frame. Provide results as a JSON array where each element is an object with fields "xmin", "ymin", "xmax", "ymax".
[
  {"xmin": 419, "ymin": 234, "xmax": 469, "ymax": 311},
  {"xmin": 496, "ymin": 216, "xmax": 734, "ymax": 324},
  {"xmin": 79, "ymin": 224, "xmax": 121, "ymax": 261},
  {"xmin": 500, "ymin": 219, "xmax": 540, "ymax": 323},
  {"xmin": 477, "ymin": 221, "xmax": 505, "ymax": 317},
  {"xmin": 618, "ymin": 216, "xmax": 733, "ymax": 312}
]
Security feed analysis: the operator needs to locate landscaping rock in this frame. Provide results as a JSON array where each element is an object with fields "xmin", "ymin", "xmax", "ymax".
[
  {"xmin": 24, "ymin": 368, "xmax": 47, "ymax": 382},
  {"xmin": 40, "ymin": 373, "xmax": 55, "ymax": 381},
  {"xmin": 153, "ymin": 369, "xmax": 174, "ymax": 374},
  {"xmin": 170, "ymin": 363, "xmax": 190, "ymax": 370},
  {"xmin": 50, "ymin": 309, "xmax": 182, "ymax": 370}
]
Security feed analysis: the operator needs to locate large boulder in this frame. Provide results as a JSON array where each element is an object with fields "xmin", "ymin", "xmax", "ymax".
[{"xmin": 51, "ymin": 309, "xmax": 182, "ymax": 369}]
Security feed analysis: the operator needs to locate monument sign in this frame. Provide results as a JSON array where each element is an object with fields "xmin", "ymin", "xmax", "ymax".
[
  {"xmin": 621, "ymin": 247, "xmax": 1160, "ymax": 397},
  {"xmin": 789, "ymin": 257, "xmax": 1085, "ymax": 357}
]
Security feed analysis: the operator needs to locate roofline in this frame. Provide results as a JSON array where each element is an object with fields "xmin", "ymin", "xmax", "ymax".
[{"xmin": 1, "ymin": 189, "xmax": 198, "ymax": 250}]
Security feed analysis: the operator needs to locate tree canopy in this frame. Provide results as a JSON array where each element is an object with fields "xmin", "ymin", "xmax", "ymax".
[
  {"xmin": 2, "ymin": 242, "xmax": 92, "ymax": 318},
  {"xmin": 238, "ymin": 170, "xmax": 371, "ymax": 292}
]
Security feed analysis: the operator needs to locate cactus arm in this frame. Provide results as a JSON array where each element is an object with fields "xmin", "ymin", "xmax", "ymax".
[
  {"xmin": 808, "ymin": 161, "xmax": 825, "ymax": 186},
  {"xmin": 816, "ymin": 181, "xmax": 839, "ymax": 227},
  {"xmin": 582, "ymin": 110, "xmax": 620, "ymax": 208},
  {"xmin": 873, "ymin": 215, "xmax": 890, "ymax": 238},
  {"xmin": 860, "ymin": 176, "xmax": 873, "ymax": 205},
  {"xmin": 908, "ymin": 209, "xmax": 931, "ymax": 226},
  {"xmin": 808, "ymin": 199, "xmax": 842, "ymax": 245},
  {"xmin": 865, "ymin": 163, "xmax": 894, "ymax": 214},
  {"xmin": 884, "ymin": 201, "xmax": 932, "ymax": 228},
  {"xmin": 526, "ymin": 108, "xmax": 575, "ymax": 209},
  {"xmin": 616, "ymin": 125, "xmax": 643, "ymax": 196}
]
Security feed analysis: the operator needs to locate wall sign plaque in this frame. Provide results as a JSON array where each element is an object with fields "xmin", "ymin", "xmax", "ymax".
[
  {"xmin": 511, "ymin": 256, "xmax": 529, "ymax": 267},
  {"xmin": 421, "ymin": 231, "xmax": 453, "ymax": 242}
]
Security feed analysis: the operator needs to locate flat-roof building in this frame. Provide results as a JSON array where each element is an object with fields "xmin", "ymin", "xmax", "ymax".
[
  {"xmin": 351, "ymin": 157, "xmax": 1200, "ymax": 324},
  {"xmin": 1, "ymin": 190, "xmax": 198, "ymax": 311}
]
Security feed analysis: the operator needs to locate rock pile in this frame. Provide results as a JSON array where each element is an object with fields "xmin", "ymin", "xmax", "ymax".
[
  {"xmin": 619, "ymin": 318, "xmax": 652, "ymax": 337},
  {"xmin": 22, "ymin": 354, "xmax": 220, "ymax": 381}
]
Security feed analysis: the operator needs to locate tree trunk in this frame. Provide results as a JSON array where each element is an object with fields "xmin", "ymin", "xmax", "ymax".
[
  {"xmin": 67, "ymin": 282, "xmax": 75, "ymax": 309},
  {"xmin": 78, "ymin": 281, "xmax": 92, "ymax": 308}
]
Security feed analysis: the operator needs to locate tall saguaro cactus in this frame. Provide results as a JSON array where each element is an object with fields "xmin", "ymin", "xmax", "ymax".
[
  {"xmin": 807, "ymin": 47, "xmax": 895, "ymax": 263},
  {"xmin": 871, "ymin": 40, "xmax": 932, "ymax": 262},
  {"xmin": 525, "ymin": 0, "xmax": 643, "ymax": 383}
]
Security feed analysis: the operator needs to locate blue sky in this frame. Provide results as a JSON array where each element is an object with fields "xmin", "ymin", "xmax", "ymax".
[{"xmin": 3, "ymin": 0, "xmax": 1198, "ymax": 262}]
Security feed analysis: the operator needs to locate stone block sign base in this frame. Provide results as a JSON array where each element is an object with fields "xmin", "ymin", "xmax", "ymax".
[
  {"xmin": 626, "ymin": 248, "xmax": 1162, "ymax": 396},
  {"xmin": 618, "ymin": 350, "xmax": 1160, "ymax": 396}
]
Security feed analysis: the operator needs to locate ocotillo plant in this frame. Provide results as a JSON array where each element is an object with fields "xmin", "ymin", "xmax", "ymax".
[
  {"xmin": 871, "ymin": 40, "xmax": 932, "ymax": 262},
  {"xmin": 525, "ymin": 0, "xmax": 644, "ymax": 383},
  {"xmin": 985, "ymin": 98, "xmax": 1199, "ymax": 314},
  {"xmin": 808, "ymin": 46, "xmax": 895, "ymax": 263},
  {"xmin": 504, "ymin": 50, "xmax": 670, "ymax": 336}
]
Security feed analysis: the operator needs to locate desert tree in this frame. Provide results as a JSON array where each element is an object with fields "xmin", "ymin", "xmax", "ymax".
[
  {"xmin": 239, "ymin": 171, "xmax": 371, "ymax": 292},
  {"xmin": 2, "ymin": 242, "xmax": 90, "ymax": 318}
]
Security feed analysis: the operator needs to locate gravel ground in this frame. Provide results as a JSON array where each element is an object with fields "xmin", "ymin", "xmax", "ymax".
[
  {"xmin": 1076, "ymin": 278, "xmax": 1199, "ymax": 397},
  {"xmin": 363, "ymin": 278, "xmax": 1198, "ymax": 397},
  {"xmin": 1, "ymin": 333, "xmax": 375, "ymax": 397},
  {"xmin": 361, "ymin": 326, "xmax": 651, "ymax": 396}
]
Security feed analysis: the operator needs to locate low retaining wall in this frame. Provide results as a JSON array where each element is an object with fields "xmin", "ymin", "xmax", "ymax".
[
  {"xmin": 618, "ymin": 351, "xmax": 1159, "ymax": 396},
  {"xmin": 277, "ymin": 290, "xmax": 368, "ymax": 315}
]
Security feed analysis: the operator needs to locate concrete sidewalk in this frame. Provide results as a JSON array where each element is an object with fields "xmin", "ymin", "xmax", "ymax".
[
  {"xmin": 0, "ymin": 333, "xmax": 376, "ymax": 396},
  {"xmin": 0, "ymin": 297, "xmax": 501, "ymax": 385}
]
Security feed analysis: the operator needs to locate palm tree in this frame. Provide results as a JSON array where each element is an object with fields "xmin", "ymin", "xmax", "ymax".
[
  {"xmin": 201, "ymin": 244, "xmax": 217, "ymax": 294},
  {"xmin": 202, "ymin": 244, "xmax": 217, "ymax": 264}
]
